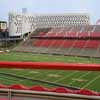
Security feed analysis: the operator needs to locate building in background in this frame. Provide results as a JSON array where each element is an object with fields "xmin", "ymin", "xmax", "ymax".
[
  {"xmin": 96, "ymin": 19, "xmax": 100, "ymax": 25},
  {"xmin": 9, "ymin": 11, "xmax": 90, "ymax": 38},
  {"xmin": 22, "ymin": 8, "xmax": 28, "ymax": 14}
]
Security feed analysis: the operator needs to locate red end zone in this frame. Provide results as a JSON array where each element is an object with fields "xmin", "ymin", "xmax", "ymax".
[{"xmin": 0, "ymin": 61, "xmax": 100, "ymax": 71}]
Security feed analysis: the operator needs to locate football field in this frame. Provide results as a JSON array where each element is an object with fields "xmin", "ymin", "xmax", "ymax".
[{"xmin": 0, "ymin": 52, "xmax": 100, "ymax": 92}]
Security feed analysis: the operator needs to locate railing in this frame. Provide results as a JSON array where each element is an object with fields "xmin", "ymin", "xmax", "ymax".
[
  {"xmin": 0, "ymin": 61, "xmax": 100, "ymax": 100},
  {"xmin": 0, "ymin": 88, "xmax": 100, "ymax": 100}
]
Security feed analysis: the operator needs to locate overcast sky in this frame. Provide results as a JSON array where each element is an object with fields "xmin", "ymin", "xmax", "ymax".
[{"xmin": 0, "ymin": 0, "xmax": 99, "ymax": 24}]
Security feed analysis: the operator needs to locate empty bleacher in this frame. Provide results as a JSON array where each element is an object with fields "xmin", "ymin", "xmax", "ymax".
[{"xmin": 14, "ymin": 25, "xmax": 100, "ymax": 57}]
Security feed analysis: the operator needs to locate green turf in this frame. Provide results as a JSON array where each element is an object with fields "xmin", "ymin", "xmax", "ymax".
[
  {"xmin": 0, "ymin": 52, "xmax": 100, "ymax": 63},
  {"xmin": 0, "ymin": 52, "xmax": 100, "ymax": 92},
  {"xmin": 0, "ymin": 69, "xmax": 100, "ymax": 91}
]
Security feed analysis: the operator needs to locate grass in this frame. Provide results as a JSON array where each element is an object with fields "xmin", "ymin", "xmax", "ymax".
[
  {"xmin": 0, "ymin": 52, "xmax": 100, "ymax": 63},
  {"xmin": 0, "ymin": 69, "xmax": 100, "ymax": 92},
  {"xmin": 0, "ymin": 52, "xmax": 100, "ymax": 92}
]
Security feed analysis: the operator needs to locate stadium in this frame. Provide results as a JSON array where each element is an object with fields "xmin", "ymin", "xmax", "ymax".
[{"xmin": 0, "ymin": 11, "xmax": 100, "ymax": 100}]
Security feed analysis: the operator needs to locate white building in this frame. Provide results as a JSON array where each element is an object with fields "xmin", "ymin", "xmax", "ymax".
[{"xmin": 9, "ymin": 12, "xmax": 90, "ymax": 38}]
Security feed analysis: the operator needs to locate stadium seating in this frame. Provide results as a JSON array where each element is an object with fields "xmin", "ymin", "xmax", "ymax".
[
  {"xmin": 90, "ymin": 32, "xmax": 100, "ymax": 37},
  {"xmin": 30, "ymin": 85, "xmax": 48, "ymax": 91},
  {"xmin": 0, "ymin": 84, "xmax": 99, "ymax": 96},
  {"xmin": 0, "ymin": 84, "xmax": 7, "ymax": 88},
  {"xmin": 9, "ymin": 84, "xmax": 28, "ymax": 90},
  {"xmin": 34, "ymin": 32, "xmax": 100, "ymax": 38},
  {"xmin": 50, "ymin": 87, "xmax": 73, "ymax": 93},
  {"xmin": 14, "ymin": 25, "xmax": 100, "ymax": 57},
  {"xmin": 34, "ymin": 39, "xmax": 100, "ymax": 49},
  {"xmin": 32, "ymin": 25, "xmax": 100, "ymax": 51}
]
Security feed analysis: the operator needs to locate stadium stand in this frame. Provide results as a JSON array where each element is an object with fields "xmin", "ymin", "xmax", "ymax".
[
  {"xmin": 0, "ymin": 84, "xmax": 99, "ymax": 96},
  {"xmin": 13, "ymin": 25, "xmax": 100, "ymax": 57}
]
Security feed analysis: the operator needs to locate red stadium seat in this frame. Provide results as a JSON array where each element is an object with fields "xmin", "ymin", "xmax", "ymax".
[
  {"xmin": 74, "ymin": 89, "xmax": 98, "ymax": 96},
  {"xmin": 50, "ymin": 87, "xmax": 73, "ymax": 93},
  {"xmin": 0, "ymin": 84, "xmax": 7, "ymax": 88},
  {"xmin": 29, "ymin": 85, "xmax": 48, "ymax": 91},
  {"xmin": 9, "ymin": 84, "xmax": 28, "ymax": 90}
]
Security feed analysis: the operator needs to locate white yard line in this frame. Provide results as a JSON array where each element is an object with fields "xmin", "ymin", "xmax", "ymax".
[
  {"xmin": 82, "ymin": 74, "xmax": 100, "ymax": 89},
  {"xmin": 12, "ymin": 70, "xmax": 44, "ymax": 82},
  {"xmin": 54, "ymin": 71, "xmax": 78, "ymax": 83},
  {"xmin": 43, "ymin": 71, "xmax": 64, "ymax": 81},
  {"xmin": 69, "ymin": 71, "xmax": 91, "ymax": 85}
]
